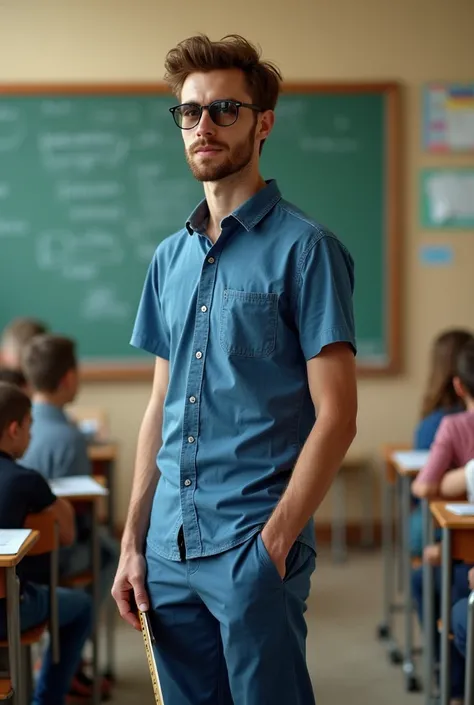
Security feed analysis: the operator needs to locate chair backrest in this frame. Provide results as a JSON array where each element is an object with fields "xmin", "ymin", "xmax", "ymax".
[
  {"xmin": 0, "ymin": 568, "xmax": 5, "ymax": 600},
  {"xmin": 24, "ymin": 512, "xmax": 57, "ymax": 556},
  {"xmin": 67, "ymin": 406, "xmax": 109, "ymax": 441}
]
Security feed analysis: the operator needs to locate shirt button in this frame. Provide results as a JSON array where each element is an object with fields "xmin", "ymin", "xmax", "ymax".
[
  {"xmin": 207, "ymin": 257, "xmax": 215, "ymax": 264},
  {"xmin": 201, "ymin": 305, "xmax": 208, "ymax": 313},
  {"xmin": 184, "ymin": 479, "xmax": 192, "ymax": 487},
  {"xmin": 188, "ymin": 436, "xmax": 195, "ymax": 444},
  {"xmin": 189, "ymin": 396, "xmax": 196, "ymax": 404},
  {"xmin": 195, "ymin": 351, "xmax": 203, "ymax": 359}
]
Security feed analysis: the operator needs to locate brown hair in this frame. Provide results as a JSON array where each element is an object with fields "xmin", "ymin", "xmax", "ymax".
[
  {"xmin": 456, "ymin": 339, "xmax": 474, "ymax": 400},
  {"xmin": 164, "ymin": 34, "xmax": 282, "ymax": 111},
  {"xmin": 1, "ymin": 317, "xmax": 48, "ymax": 353},
  {"xmin": 22, "ymin": 335, "xmax": 77, "ymax": 393},
  {"xmin": 0, "ymin": 382, "xmax": 31, "ymax": 437},
  {"xmin": 0, "ymin": 368, "xmax": 27, "ymax": 388},
  {"xmin": 421, "ymin": 329, "xmax": 474, "ymax": 418}
]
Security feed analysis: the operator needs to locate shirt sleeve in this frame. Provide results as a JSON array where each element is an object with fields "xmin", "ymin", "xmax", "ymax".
[
  {"xmin": 24, "ymin": 470, "xmax": 56, "ymax": 514},
  {"xmin": 130, "ymin": 251, "xmax": 170, "ymax": 360},
  {"xmin": 417, "ymin": 417, "xmax": 455, "ymax": 485},
  {"xmin": 295, "ymin": 234, "xmax": 357, "ymax": 360},
  {"xmin": 465, "ymin": 459, "xmax": 474, "ymax": 502}
]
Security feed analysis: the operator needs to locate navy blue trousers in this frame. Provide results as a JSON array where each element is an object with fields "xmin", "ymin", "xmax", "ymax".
[{"xmin": 146, "ymin": 532, "xmax": 316, "ymax": 705}]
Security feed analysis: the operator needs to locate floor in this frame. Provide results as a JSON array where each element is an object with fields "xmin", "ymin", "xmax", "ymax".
[{"xmin": 107, "ymin": 548, "xmax": 424, "ymax": 705}]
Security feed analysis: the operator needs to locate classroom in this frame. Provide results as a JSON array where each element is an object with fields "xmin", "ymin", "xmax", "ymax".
[{"xmin": 0, "ymin": 0, "xmax": 474, "ymax": 704}]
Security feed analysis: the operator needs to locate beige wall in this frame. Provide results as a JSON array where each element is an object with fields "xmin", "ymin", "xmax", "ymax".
[{"xmin": 2, "ymin": 0, "xmax": 474, "ymax": 524}]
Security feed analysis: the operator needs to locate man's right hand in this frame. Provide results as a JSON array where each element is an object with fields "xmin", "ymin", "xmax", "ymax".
[{"xmin": 111, "ymin": 551, "xmax": 149, "ymax": 631}]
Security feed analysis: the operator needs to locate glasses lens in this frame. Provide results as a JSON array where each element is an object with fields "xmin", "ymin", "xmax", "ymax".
[
  {"xmin": 174, "ymin": 104, "xmax": 201, "ymax": 129},
  {"xmin": 209, "ymin": 101, "xmax": 239, "ymax": 126}
]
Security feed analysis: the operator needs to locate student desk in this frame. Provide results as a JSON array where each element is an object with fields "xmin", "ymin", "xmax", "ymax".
[
  {"xmin": 388, "ymin": 450, "xmax": 429, "ymax": 692},
  {"xmin": 0, "ymin": 529, "xmax": 39, "ymax": 705},
  {"xmin": 50, "ymin": 477, "xmax": 108, "ymax": 705},
  {"xmin": 88, "ymin": 442, "xmax": 118, "ymax": 537},
  {"xmin": 429, "ymin": 502, "xmax": 474, "ymax": 705}
]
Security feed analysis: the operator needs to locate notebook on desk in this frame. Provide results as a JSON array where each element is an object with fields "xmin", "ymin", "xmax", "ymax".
[
  {"xmin": 50, "ymin": 476, "xmax": 109, "ymax": 497},
  {"xmin": 446, "ymin": 503, "xmax": 474, "ymax": 516},
  {"xmin": 0, "ymin": 529, "xmax": 33, "ymax": 555},
  {"xmin": 392, "ymin": 450, "xmax": 430, "ymax": 470}
]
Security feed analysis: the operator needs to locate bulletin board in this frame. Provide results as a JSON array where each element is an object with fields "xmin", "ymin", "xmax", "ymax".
[
  {"xmin": 423, "ymin": 83, "xmax": 474, "ymax": 152},
  {"xmin": 420, "ymin": 168, "xmax": 474, "ymax": 229}
]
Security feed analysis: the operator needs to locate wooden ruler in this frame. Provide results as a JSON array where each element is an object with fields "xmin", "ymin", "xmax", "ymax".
[{"xmin": 139, "ymin": 610, "xmax": 165, "ymax": 705}]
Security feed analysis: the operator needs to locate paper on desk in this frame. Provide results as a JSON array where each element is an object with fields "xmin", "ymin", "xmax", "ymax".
[
  {"xmin": 50, "ymin": 476, "xmax": 108, "ymax": 497},
  {"xmin": 0, "ymin": 528, "xmax": 33, "ymax": 555},
  {"xmin": 446, "ymin": 503, "xmax": 474, "ymax": 516},
  {"xmin": 392, "ymin": 451, "xmax": 430, "ymax": 470}
]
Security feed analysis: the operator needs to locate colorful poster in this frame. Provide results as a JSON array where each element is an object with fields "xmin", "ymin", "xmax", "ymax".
[
  {"xmin": 423, "ymin": 83, "xmax": 474, "ymax": 152},
  {"xmin": 420, "ymin": 168, "xmax": 474, "ymax": 228}
]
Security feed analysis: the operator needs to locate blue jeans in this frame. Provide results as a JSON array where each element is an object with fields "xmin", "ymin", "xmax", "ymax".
[
  {"xmin": 0, "ymin": 583, "xmax": 92, "ymax": 705},
  {"xmin": 452, "ymin": 597, "xmax": 469, "ymax": 658},
  {"xmin": 412, "ymin": 564, "xmax": 472, "ymax": 698},
  {"xmin": 409, "ymin": 504, "xmax": 442, "ymax": 557},
  {"xmin": 59, "ymin": 529, "xmax": 119, "ymax": 607},
  {"xmin": 146, "ymin": 532, "xmax": 316, "ymax": 705}
]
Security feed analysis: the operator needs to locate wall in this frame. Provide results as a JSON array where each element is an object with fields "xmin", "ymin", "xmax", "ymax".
[{"xmin": 1, "ymin": 0, "xmax": 474, "ymax": 525}]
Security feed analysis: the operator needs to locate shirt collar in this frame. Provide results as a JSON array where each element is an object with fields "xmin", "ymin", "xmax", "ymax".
[
  {"xmin": 185, "ymin": 179, "xmax": 282, "ymax": 236},
  {"xmin": 32, "ymin": 401, "xmax": 68, "ymax": 422},
  {"xmin": 0, "ymin": 450, "xmax": 13, "ymax": 461}
]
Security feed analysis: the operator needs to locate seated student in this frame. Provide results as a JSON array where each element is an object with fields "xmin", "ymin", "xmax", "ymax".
[
  {"xmin": 0, "ymin": 381, "xmax": 93, "ymax": 705},
  {"xmin": 411, "ymin": 340, "xmax": 474, "ymax": 704},
  {"xmin": 410, "ymin": 329, "xmax": 474, "ymax": 556},
  {"xmin": 20, "ymin": 335, "xmax": 119, "ymax": 607},
  {"xmin": 0, "ymin": 317, "xmax": 48, "ymax": 371}
]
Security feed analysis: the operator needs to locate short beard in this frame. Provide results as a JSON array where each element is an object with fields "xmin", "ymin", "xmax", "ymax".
[{"xmin": 186, "ymin": 124, "xmax": 257, "ymax": 183}]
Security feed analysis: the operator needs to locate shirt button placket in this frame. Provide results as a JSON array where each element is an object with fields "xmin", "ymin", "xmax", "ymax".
[{"xmin": 181, "ymin": 248, "xmax": 218, "ymax": 557}]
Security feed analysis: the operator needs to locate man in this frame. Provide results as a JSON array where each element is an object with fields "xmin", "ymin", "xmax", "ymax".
[{"xmin": 112, "ymin": 34, "xmax": 357, "ymax": 705}]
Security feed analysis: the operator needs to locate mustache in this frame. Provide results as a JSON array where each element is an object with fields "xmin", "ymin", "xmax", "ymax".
[{"xmin": 191, "ymin": 140, "xmax": 227, "ymax": 153}]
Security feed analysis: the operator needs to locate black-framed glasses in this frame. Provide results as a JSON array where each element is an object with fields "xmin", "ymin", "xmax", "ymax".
[{"xmin": 169, "ymin": 100, "xmax": 262, "ymax": 130}]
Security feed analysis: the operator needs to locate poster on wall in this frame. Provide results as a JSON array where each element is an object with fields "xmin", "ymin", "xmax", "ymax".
[
  {"xmin": 423, "ymin": 83, "xmax": 474, "ymax": 152},
  {"xmin": 420, "ymin": 168, "xmax": 474, "ymax": 228}
]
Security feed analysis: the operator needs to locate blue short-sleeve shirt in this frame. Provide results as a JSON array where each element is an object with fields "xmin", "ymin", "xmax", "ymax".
[{"xmin": 131, "ymin": 180, "xmax": 356, "ymax": 560}]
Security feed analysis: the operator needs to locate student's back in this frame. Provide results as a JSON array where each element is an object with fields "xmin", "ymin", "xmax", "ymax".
[
  {"xmin": 414, "ymin": 405, "xmax": 463, "ymax": 450},
  {"xmin": 23, "ymin": 401, "xmax": 90, "ymax": 480},
  {"xmin": 416, "ymin": 409, "xmax": 474, "ymax": 487}
]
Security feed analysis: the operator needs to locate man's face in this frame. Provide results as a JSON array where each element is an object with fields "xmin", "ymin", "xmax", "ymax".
[{"xmin": 179, "ymin": 69, "xmax": 264, "ymax": 183}]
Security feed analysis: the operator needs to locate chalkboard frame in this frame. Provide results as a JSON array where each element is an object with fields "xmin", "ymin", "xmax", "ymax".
[{"xmin": 0, "ymin": 82, "xmax": 402, "ymax": 380}]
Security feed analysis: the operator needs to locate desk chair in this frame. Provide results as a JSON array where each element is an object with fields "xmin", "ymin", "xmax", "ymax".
[{"xmin": 0, "ymin": 512, "xmax": 59, "ymax": 705}]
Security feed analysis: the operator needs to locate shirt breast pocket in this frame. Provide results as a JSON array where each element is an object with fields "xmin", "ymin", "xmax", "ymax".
[{"xmin": 219, "ymin": 289, "xmax": 279, "ymax": 358}]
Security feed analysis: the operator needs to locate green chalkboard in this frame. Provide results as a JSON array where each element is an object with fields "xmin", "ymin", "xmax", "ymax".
[{"xmin": 0, "ymin": 84, "xmax": 400, "ymax": 377}]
